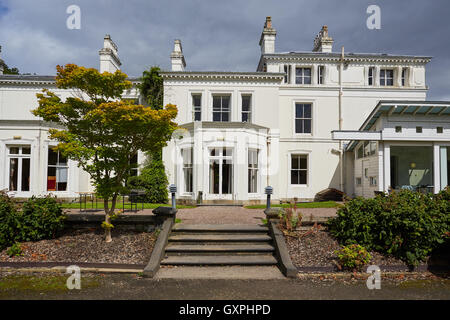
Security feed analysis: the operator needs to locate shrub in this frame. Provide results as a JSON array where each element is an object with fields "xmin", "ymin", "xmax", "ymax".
[
  {"xmin": 0, "ymin": 192, "xmax": 20, "ymax": 250},
  {"xmin": 6, "ymin": 242, "xmax": 23, "ymax": 257},
  {"xmin": 127, "ymin": 151, "xmax": 168, "ymax": 203},
  {"xmin": 327, "ymin": 188, "xmax": 450, "ymax": 266},
  {"xmin": 278, "ymin": 201, "xmax": 302, "ymax": 232},
  {"xmin": 17, "ymin": 196, "xmax": 66, "ymax": 242},
  {"xmin": 335, "ymin": 244, "xmax": 371, "ymax": 271}
]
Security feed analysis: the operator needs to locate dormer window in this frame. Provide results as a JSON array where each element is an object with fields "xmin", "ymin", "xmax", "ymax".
[
  {"xmin": 295, "ymin": 67, "xmax": 311, "ymax": 84},
  {"xmin": 380, "ymin": 69, "xmax": 394, "ymax": 86}
]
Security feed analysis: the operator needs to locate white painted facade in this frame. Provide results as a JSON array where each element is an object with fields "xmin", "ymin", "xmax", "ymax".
[{"xmin": 0, "ymin": 18, "xmax": 448, "ymax": 202}]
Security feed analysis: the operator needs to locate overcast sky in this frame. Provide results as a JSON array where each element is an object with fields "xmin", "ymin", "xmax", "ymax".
[{"xmin": 1, "ymin": 0, "xmax": 449, "ymax": 99}]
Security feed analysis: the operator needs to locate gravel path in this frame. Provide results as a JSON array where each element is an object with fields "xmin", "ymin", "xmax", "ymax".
[
  {"xmin": 176, "ymin": 206, "xmax": 266, "ymax": 225},
  {"xmin": 0, "ymin": 229, "xmax": 155, "ymax": 265},
  {"xmin": 285, "ymin": 228, "xmax": 406, "ymax": 268}
]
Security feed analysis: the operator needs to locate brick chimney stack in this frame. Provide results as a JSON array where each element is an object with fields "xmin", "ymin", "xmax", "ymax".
[
  {"xmin": 312, "ymin": 26, "xmax": 334, "ymax": 53},
  {"xmin": 259, "ymin": 16, "xmax": 277, "ymax": 55}
]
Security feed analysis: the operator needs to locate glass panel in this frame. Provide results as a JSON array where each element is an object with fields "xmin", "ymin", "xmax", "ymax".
[
  {"xmin": 304, "ymin": 119, "xmax": 311, "ymax": 133},
  {"xmin": 295, "ymin": 119, "xmax": 303, "ymax": 133},
  {"xmin": 194, "ymin": 111, "xmax": 201, "ymax": 121},
  {"xmin": 242, "ymin": 95, "xmax": 251, "ymax": 111},
  {"xmin": 304, "ymin": 68, "xmax": 311, "ymax": 77},
  {"xmin": 222, "ymin": 96, "xmax": 230, "ymax": 110},
  {"xmin": 47, "ymin": 166, "xmax": 57, "ymax": 191},
  {"xmin": 223, "ymin": 148, "xmax": 232, "ymax": 157},
  {"xmin": 209, "ymin": 160, "xmax": 220, "ymax": 194},
  {"xmin": 21, "ymin": 158, "xmax": 30, "ymax": 191},
  {"xmin": 48, "ymin": 148, "xmax": 58, "ymax": 165},
  {"xmin": 299, "ymin": 157, "xmax": 307, "ymax": 170},
  {"xmin": 299, "ymin": 170, "xmax": 307, "ymax": 184},
  {"xmin": 213, "ymin": 112, "xmax": 221, "ymax": 121},
  {"xmin": 22, "ymin": 147, "xmax": 31, "ymax": 155},
  {"xmin": 291, "ymin": 156, "xmax": 299, "ymax": 169},
  {"xmin": 222, "ymin": 160, "xmax": 232, "ymax": 194},
  {"xmin": 9, "ymin": 147, "xmax": 19, "ymax": 154},
  {"xmin": 213, "ymin": 96, "xmax": 221, "ymax": 109},
  {"xmin": 193, "ymin": 95, "xmax": 201, "ymax": 107},
  {"xmin": 295, "ymin": 104, "xmax": 303, "ymax": 118},
  {"xmin": 9, "ymin": 158, "xmax": 18, "ymax": 191},
  {"xmin": 291, "ymin": 170, "xmax": 298, "ymax": 185},
  {"xmin": 210, "ymin": 148, "xmax": 217, "ymax": 156},
  {"xmin": 222, "ymin": 112, "xmax": 229, "ymax": 122},
  {"xmin": 242, "ymin": 113, "xmax": 249, "ymax": 122},
  {"xmin": 304, "ymin": 104, "xmax": 311, "ymax": 118},
  {"xmin": 184, "ymin": 168, "xmax": 193, "ymax": 193}
]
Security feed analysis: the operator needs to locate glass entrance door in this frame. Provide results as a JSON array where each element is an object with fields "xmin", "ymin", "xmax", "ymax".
[
  {"xmin": 8, "ymin": 146, "xmax": 31, "ymax": 192},
  {"xmin": 209, "ymin": 148, "xmax": 233, "ymax": 197}
]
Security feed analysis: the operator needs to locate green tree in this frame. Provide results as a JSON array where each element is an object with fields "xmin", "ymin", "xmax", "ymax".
[
  {"xmin": 139, "ymin": 66, "xmax": 163, "ymax": 110},
  {"xmin": 0, "ymin": 60, "xmax": 19, "ymax": 74},
  {"xmin": 32, "ymin": 64, "xmax": 178, "ymax": 242}
]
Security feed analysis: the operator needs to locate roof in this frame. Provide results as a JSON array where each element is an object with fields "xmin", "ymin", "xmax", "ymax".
[
  {"xmin": 160, "ymin": 71, "xmax": 284, "ymax": 82},
  {"xmin": 262, "ymin": 51, "xmax": 432, "ymax": 62},
  {"xmin": 0, "ymin": 74, "xmax": 141, "ymax": 85},
  {"xmin": 344, "ymin": 100, "xmax": 450, "ymax": 151},
  {"xmin": 180, "ymin": 121, "xmax": 269, "ymax": 131}
]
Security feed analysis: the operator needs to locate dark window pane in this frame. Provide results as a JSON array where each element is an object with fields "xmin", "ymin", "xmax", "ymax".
[
  {"xmin": 304, "ymin": 76, "xmax": 311, "ymax": 84},
  {"xmin": 21, "ymin": 158, "xmax": 30, "ymax": 191},
  {"xmin": 194, "ymin": 112, "xmax": 201, "ymax": 121},
  {"xmin": 304, "ymin": 104, "xmax": 311, "ymax": 118},
  {"xmin": 299, "ymin": 171, "xmax": 307, "ymax": 184},
  {"xmin": 296, "ymin": 68, "xmax": 302, "ymax": 76},
  {"xmin": 59, "ymin": 153, "xmax": 68, "ymax": 166},
  {"xmin": 9, "ymin": 147, "xmax": 19, "ymax": 154},
  {"xmin": 300, "ymin": 157, "xmax": 307, "ymax": 169},
  {"xmin": 213, "ymin": 112, "xmax": 220, "ymax": 121},
  {"xmin": 295, "ymin": 104, "xmax": 303, "ymax": 118},
  {"xmin": 291, "ymin": 156, "xmax": 299, "ymax": 169},
  {"xmin": 57, "ymin": 182, "xmax": 67, "ymax": 191},
  {"xmin": 193, "ymin": 95, "xmax": 201, "ymax": 107},
  {"xmin": 291, "ymin": 170, "xmax": 299, "ymax": 184},
  {"xmin": 304, "ymin": 119, "xmax": 311, "ymax": 133},
  {"xmin": 213, "ymin": 97, "xmax": 221, "ymax": 108},
  {"xmin": 295, "ymin": 119, "xmax": 303, "ymax": 133},
  {"xmin": 9, "ymin": 158, "xmax": 18, "ymax": 191},
  {"xmin": 22, "ymin": 147, "xmax": 31, "ymax": 155},
  {"xmin": 242, "ymin": 113, "xmax": 248, "ymax": 122},
  {"xmin": 222, "ymin": 112, "xmax": 229, "ymax": 122},
  {"xmin": 48, "ymin": 148, "xmax": 58, "ymax": 165},
  {"xmin": 242, "ymin": 96, "xmax": 251, "ymax": 110},
  {"xmin": 304, "ymin": 68, "xmax": 311, "ymax": 76},
  {"xmin": 222, "ymin": 97, "xmax": 230, "ymax": 109}
]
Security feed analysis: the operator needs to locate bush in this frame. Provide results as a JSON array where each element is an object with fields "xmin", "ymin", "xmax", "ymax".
[
  {"xmin": 0, "ymin": 192, "xmax": 20, "ymax": 250},
  {"xmin": 6, "ymin": 242, "xmax": 23, "ymax": 257},
  {"xmin": 127, "ymin": 151, "xmax": 168, "ymax": 203},
  {"xmin": 0, "ymin": 193, "xmax": 65, "ymax": 250},
  {"xmin": 327, "ymin": 188, "xmax": 450, "ymax": 266},
  {"xmin": 335, "ymin": 244, "xmax": 371, "ymax": 271},
  {"xmin": 17, "ymin": 196, "xmax": 66, "ymax": 242}
]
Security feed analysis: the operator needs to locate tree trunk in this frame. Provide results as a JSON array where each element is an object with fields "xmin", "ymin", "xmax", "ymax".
[{"xmin": 105, "ymin": 214, "xmax": 112, "ymax": 243}]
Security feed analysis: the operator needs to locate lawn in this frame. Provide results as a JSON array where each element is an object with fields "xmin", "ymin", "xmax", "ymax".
[{"xmin": 244, "ymin": 201, "xmax": 339, "ymax": 209}]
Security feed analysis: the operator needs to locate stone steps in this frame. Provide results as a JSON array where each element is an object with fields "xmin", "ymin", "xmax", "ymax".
[{"xmin": 161, "ymin": 223, "xmax": 277, "ymax": 266}]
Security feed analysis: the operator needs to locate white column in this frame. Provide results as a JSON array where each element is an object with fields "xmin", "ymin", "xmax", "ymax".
[
  {"xmin": 383, "ymin": 143, "xmax": 390, "ymax": 192},
  {"xmin": 290, "ymin": 64, "xmax": 296, "ymax": 84},
  {"xmin": 396, "ymin": 66, "xmax": 403, "ymax": 87},
  {"xmin": 312, "ymin": 65, "xmax": 318, "ymax": 85},
  {"xmin": 375, "ymin": 66, "xmax": 381, "ymax": 87},
  {"xmin": 377, "ymin": 142, "xmax": 384, "ymax": 192},
  {"xmin": 440, "ymin": 147, "xmax": 448, "ymax": 190},
  {"xmin": 433, "ymin": 143, "xmax": 441, "ymax": 194}
]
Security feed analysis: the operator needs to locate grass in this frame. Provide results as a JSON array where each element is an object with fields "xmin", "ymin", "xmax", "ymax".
[
  {"xmin": 0, "ymin": 274, "xmax": 101, "ymax": 293},
  {"xmin": 244, "ymin": 201, "xmax": 339, "ymax": 209},
  {"xmin": 61, "ymin": 201, "xmax": 195, "ymax": 210}
]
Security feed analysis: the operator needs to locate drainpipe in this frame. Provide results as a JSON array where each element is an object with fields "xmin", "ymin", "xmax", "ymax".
[
  {"xmin": 338, "ymin": 46, "xmax": 344, "ymax": 192},
  {"xmin": 266, "ymin": 134, "xmax": 270, "ymax": 187}
]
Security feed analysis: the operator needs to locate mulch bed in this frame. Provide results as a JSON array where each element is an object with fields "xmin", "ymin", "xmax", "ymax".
[
  {"xmin": 0, "ymin": 229, "xmax": 156, "ymax": 265},
  {"xmin": 284, "ymin": 227, "xmax": 408, "ymax": 270}
]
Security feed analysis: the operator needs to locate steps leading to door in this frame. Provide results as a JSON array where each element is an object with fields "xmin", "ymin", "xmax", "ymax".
[{"xmin": 161, "ymin": 224, "xmax": 277, "ymax": 266}]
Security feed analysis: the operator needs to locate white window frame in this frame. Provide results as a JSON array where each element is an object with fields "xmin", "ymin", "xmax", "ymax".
[
  {"xmin": 295, "ymin": 67, "xmax": 312, "ymax": 85},
  {"xmin": 212, "ymin": 94, "xmax": 231, "ymax": 122},
  {"xmin": 248, "ymin": 148, "xmax": 259, "ymax": 194},
  {"xmin": 380, "ymin": 68, "xmax": 394, "ymax": 86},
  {"xmin": 191, "ymin": 93, "xmax": 202, "ymax": 122},
  {"xmin": 7, "ymin": 145, "xmax": 32, "ymax": 193},
  {"xmin": 368, "ymin": 67, "xmax": 375, "ymax": 86},
  {"xmin": 293, "ymin": 102, "xmax": 313, "ymax": 135},
  {"xmin": 289, "ymin": 154, "xmax": 309, "ymax": 186},
  {"xmin": 181, "ymin": 148, "xmax": 193, "ymax": 194},
  {"xmin": 241, "ymin": 94, "xmax": 252, "ymax": 123},
  {"xmin": 46, "ymin": 145, "xmax": 69, "ymax": 192},
  {"xmin": 318, "ymin": 65, "xmax": 325, "ymax": 84}
]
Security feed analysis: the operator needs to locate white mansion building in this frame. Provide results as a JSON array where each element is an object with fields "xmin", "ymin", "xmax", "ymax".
[{"xmin": 0, "ymin": 17, "xmax": 449, "ymax": 203}]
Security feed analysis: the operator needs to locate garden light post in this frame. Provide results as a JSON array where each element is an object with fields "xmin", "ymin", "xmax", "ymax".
[
  {"xmin": 169, "ymin": 184, "xmax": 177, "ymax": 209},
  {"xmin": 265, "ymin": 186, "xmax": 273, "ymax": 209}
]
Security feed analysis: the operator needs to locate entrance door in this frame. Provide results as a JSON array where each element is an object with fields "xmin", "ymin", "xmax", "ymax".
[
  {"xmin": 208, "ymin": 147, "xmax": 233, "ymax": 199},
  {"xmin": 7, "ymin": 146, "xmax": 31, "ymax": 193}
]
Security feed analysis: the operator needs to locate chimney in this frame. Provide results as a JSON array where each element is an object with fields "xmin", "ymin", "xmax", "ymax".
[
  {"xmin": 312, "ymin": 26, "xmax": 334, "ymax": 53},
  {"xmin": 259, "ymin": 16, "xmax": 277, "ymax": 55},
  {"xmin": 171, "ymin": 39, "xmax": 186, "ymax": 71},
  {"xmin": 99, "ymin": 34, "xmax": 121, "ymax": 73},
  {"xmin": 0, "ymin": 46, "xmax": 4, "ymax": 75}
]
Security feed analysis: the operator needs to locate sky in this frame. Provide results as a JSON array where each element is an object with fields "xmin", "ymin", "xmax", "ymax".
[{"xmin": 0, "ymin": 0, "xmax": 449, "ymax": 100}]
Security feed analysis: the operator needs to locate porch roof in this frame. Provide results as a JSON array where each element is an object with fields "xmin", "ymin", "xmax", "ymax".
[{"xmin": 333, "ymin": 100, "xmax": 450, "ymax": 151}]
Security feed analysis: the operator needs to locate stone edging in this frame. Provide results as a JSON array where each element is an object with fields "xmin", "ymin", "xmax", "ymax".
[
  {"xmin": 267, "ymin": 220, "xmax": 297, "ymax": 278},
  {"xmin": 143, "ymin": 218, "xmax": 174, "ymax": 277}
]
